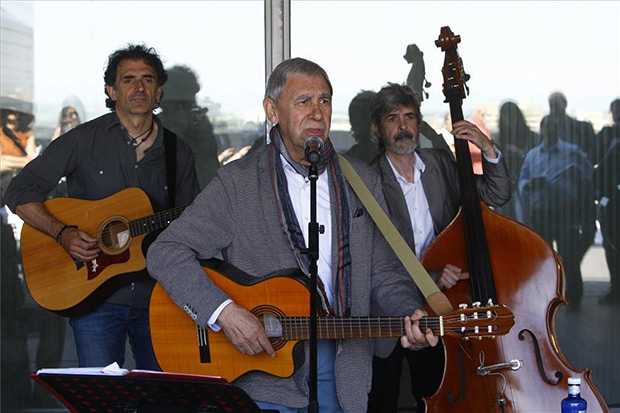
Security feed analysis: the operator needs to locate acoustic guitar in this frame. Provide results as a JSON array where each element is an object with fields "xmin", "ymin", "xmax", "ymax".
[
  {"xmin": 21, "ymin": 187, "xmax": 186, "ymax": 316},
  {"xmin": 149, "ymin": 260, "xmax": 515, "ymax": 381}
]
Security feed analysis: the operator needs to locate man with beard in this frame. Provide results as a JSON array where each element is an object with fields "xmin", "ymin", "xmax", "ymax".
[
  {"xmin": 367, "ymin": 83, "xmax": 510, "ymax": 412},
  {"xmin": 5, "ymin": 44, "xmax": 200, "ymax": 369}
]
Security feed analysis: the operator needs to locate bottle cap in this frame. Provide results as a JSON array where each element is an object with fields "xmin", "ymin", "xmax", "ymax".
[{"xmin": 568, "ymin": 377, "xmax": 581, "ymax": 385}]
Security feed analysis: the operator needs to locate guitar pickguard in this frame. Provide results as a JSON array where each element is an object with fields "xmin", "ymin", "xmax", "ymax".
[{"xmin": 85, "ymin": 249, "xmax": 130, "ymax": 280}]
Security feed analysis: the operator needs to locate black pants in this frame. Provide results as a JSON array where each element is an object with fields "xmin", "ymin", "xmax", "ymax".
[
  {"xmin": 368, "ymin": 341, "xmax": 444, "ymax": 413},
  {"xmin": 530, "ymin": 207, "xmax": 594, "ymax": 306},
  {"xmin": 601, "ymin": 200, "xmax": 620, "ymax": 298}
]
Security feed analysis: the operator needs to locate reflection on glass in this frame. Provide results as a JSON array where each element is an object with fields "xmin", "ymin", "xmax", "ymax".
[
  {"xmin": 1, "ymin": 1, "xmax": 264, "ymax": 410},
  {"xmin": 292, "ymin": 1, "xmax": 618, "ymax": 409}
]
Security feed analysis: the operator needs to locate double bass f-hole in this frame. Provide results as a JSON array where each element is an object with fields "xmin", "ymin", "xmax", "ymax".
[{"xmin": 518, "ymin": 329, "xmax": 563, "ymax": 385}]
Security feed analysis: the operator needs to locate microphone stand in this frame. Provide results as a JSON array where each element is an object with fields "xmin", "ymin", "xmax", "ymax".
[{"xmin": 306, "ymin": 161, "xmax": 320, "ymax": 413}]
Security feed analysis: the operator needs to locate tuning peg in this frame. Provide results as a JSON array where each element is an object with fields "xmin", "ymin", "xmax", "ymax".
[
  {"xmin": 472, "ymin": 301, "xmax": 481, "ymax": 308},
  {"xmin": 458, "ymin": 303, "xmax": 468, "ymax": 310}
]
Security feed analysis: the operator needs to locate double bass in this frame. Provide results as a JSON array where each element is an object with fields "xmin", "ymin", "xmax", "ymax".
[{"xmin": 420, "ymin": 26, "xmax": 608, "ymax": 412}]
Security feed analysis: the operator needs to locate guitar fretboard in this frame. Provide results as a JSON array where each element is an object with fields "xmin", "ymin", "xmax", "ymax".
[
  {"xmin": 279, "ymin": 316, "xmax": 436, "ymax": 340},
  {"xmin": 129, "ymin": 206, "xmax": 187, "ymax": 236}
]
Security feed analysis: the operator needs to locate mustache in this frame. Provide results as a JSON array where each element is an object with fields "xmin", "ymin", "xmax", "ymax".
[{"xmin": 394, "ymin": 130, "xmax": 415, "ymax": 140}]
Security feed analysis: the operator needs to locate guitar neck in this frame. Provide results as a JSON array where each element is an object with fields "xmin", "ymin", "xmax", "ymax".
[
  {"xmin": 129, "ymin": 205, "xmax": 187, "ymax": 236},
  {"xmin": 276, "ymin": 316, "xmax": 441, "ymax": 340}
]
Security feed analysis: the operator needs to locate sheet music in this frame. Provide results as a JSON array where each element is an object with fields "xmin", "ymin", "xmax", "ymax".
[{"xmin": 36, "ymin": 362, "xmax": 129, "ymax": 376}]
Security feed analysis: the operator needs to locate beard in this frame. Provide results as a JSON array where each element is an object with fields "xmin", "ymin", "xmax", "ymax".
[{"xmin": 385, "ymin": 130, "xmax": 418, "ymax": 155}]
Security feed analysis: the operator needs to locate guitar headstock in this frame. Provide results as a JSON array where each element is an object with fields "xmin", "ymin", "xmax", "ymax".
[
  {"xmin": 441, "ymin": 304, "xmax": 515, "ymax": 340},
  {"xmin": 435, "ymin": 26, "xmax": 470, "ymax": 105}
]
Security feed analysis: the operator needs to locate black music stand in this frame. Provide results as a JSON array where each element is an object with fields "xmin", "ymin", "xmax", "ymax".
[{"xmin": 31, "ymin": 370, "xmax": 262, "ymax": 412}]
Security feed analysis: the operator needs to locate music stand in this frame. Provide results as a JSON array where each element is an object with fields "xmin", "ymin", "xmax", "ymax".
[{"xmin": 31, "ymin": 370, "xmax": 261, "ymax": 412}]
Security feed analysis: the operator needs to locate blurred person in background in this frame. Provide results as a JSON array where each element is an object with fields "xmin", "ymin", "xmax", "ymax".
[
  {"xmin": 1, "ymin": 98, "xmax": 35, "ymax": 410},
  {"xmin": 548, "ymin": 91, "xmax": 600, "ymax": 165},
  {"xmin": 159, "ymin": 65, "xmax": 219, "ymax": 189},
  {"xmin": 594, "ymin": 98, "xmax": 620, "ymax": 305},
  {"xmin": 345, "ymin": 90, "xmax": 378, "ymax": 163},
  {"xmin": 51, "ymin": 95, "xmax": 86, "ymax": 141},
  {"xmin": 495, "ymin": 101, "xmax": 539, "ymax": 221},
  {"xmin": 519, "ymin": 115, "xmax": 595, "ymax": 309}
]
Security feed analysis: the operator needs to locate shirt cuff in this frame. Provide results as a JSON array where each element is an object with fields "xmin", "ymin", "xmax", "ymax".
[
  {"xmin": 207, "ymin": 299, "xmax": 233, "ymax": 332},
  {"xmin": 482, "ymin": 146, "xmax": 502, "ymax": 164}
]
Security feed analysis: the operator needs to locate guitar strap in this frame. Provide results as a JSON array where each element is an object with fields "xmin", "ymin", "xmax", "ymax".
[
  {"xmin": 163, "ymin": 128, "xmax": 177, "ymax": 208},
  {"xmin": 337, "ymin": 154, "xmax": 453, "ymax": 316}
]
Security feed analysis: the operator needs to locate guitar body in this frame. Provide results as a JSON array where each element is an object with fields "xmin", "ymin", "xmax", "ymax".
[
  {"xmin": 150, "ymin": 262, "xmax": 515, "ymax": 382},
  {"xmin": 21, "ymin": 187, "xmax": 154, "ymax": 315},
  {"xmin": 149, "ymin": 264, "xmax": 310, "ymax": 381}
]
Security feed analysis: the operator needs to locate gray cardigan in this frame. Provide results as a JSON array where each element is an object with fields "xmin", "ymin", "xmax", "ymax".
[{"xmin": 146, "ymin": 144, "xmax": 422, "ymax": 411}]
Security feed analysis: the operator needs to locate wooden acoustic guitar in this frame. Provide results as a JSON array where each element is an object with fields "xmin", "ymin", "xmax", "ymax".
[
  {"xmin": 149, "ymin": 260, "xmax": 515, "ymax": 381},
  {"xmin": 21, "ymin": 187, "xmax": 186, "ymax": 316}
]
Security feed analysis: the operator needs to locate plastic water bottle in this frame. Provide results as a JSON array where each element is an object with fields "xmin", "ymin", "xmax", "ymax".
[{"xmin": 561, "ymin": 377, "xmax": 587, "ymax": 413}]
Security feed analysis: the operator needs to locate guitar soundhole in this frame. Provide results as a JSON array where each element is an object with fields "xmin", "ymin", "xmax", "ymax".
[
  {"xmin": 99, "ymin": 218, "xmax": 131, "ymax": 255},
  {"xmin": 253, "ymin": 305, "xmax": 287, "ymax": 351}
]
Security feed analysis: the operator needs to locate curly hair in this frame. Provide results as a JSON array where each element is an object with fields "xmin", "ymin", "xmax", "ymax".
[{"xmin": 103, "ymin": 44, "xmax": 167, "ymax": 110}]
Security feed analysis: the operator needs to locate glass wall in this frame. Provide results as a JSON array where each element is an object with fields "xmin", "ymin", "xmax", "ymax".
[
  {"xmin": 1, "ymin": 1, "xmax": 264, "ymax": 410},
  {"xmin": 292, "ymin": 0, "xmax": 619, "ymax": 409},
  {"xmin": 1, "ymin": 0, "xmax": 618, "ymax": 411}
]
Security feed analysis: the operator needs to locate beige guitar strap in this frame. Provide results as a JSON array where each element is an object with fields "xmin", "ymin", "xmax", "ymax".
[{"xmin": 338, "ymin": 154, "xmax": 453, "ymax": 316}]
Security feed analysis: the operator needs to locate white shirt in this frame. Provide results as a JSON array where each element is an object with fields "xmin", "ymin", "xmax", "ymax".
[
  {"xmin": 281, "ymin": 155, "xmax": 334, "ymax": 306},
  {"xmin": 386, "ymin": 148, "xmax": 503, "ymax": 257},
  {"xmin": 386, "ymin": 153, "xmax": 435, "ymax": 257},
  {"xmin": 207, "ymin": 154, "xmax": 333, "ymax": 329}
]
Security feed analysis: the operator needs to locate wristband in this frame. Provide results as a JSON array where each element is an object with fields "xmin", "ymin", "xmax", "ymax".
[{"xmin": 56, "ymin": 225, "xmax": 77, "ymax": 245}]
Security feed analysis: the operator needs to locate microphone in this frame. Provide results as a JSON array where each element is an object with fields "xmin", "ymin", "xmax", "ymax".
[{"xmin": 304, "ymin": 136, "xmax": 324, "ymax": 165}]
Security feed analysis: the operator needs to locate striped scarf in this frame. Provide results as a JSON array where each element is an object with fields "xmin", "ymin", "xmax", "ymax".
[{"xmin": 269, "ymin": 126, "xmax": 352, "ymax": 316}]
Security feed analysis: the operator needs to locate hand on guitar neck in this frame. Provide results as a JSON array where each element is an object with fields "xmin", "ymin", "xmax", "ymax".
[{"xmin": 400, "ymin": 308, "xmax": 440, "ymax": 350}]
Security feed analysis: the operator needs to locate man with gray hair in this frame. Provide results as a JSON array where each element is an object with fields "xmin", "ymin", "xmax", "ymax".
[
  {"xmin": 367, "ymin": 82, "xmax": 510, "ymax": 412},
  {"xmin": 147, "ymin": 59, "xmax": 438, "ymax": 411}
]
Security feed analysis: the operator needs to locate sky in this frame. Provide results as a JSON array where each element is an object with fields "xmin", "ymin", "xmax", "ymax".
[
  {"xmin": 292, "ymin": 1, "xmax": 620, "ymax": 116},
  {"xmin": 1, "ymin": 1, "xmax": 619, "ymax": 127}
]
